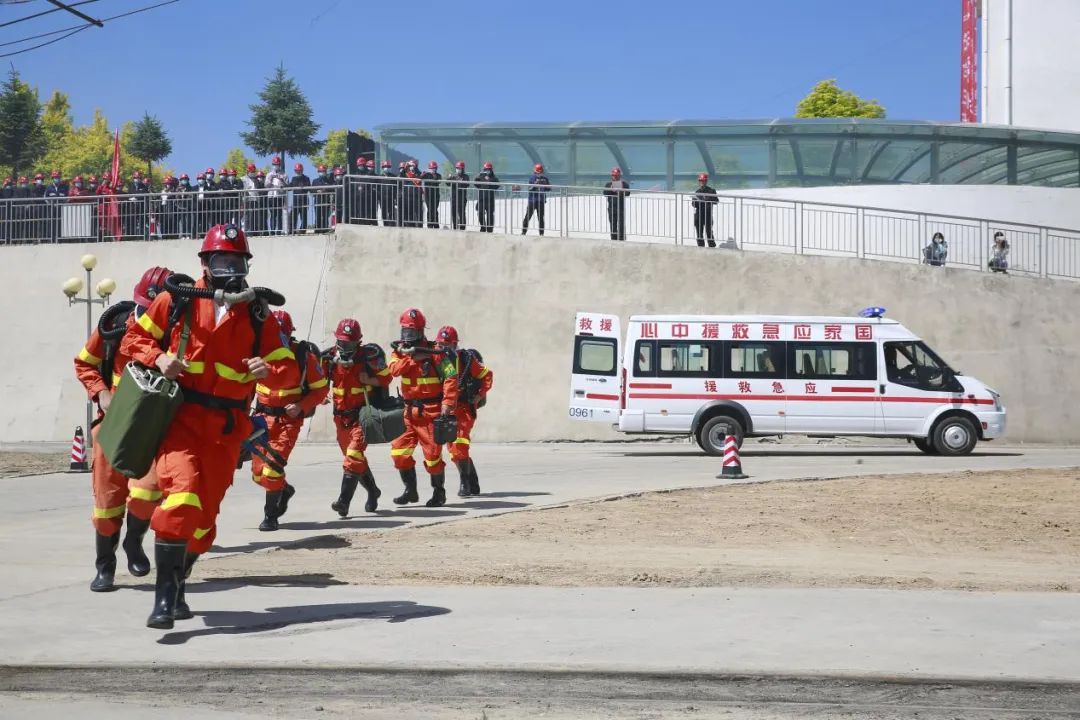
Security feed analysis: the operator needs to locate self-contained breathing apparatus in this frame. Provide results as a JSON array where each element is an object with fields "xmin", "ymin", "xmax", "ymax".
[{"xmin": 95, "ymin": 300, "xmax": 137, "ymax": 393}]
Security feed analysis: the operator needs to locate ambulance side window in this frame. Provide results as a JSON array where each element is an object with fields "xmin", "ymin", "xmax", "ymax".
[
  {"xmin": 573, "ymin": 337, "xmax": 617, "ymax": 377},
  {"xmin": 726, "ymin": 342, "xmax": 785, "ymax": 378},
  {"xmin": 884, "ymin": 341, "xmax": 961, "ymax": 391},
  {"xmin": 790, "ymin": 342, "xmax": 877, "ymax": 381},
  {"xmin": 634, "ymin": 340, "xmax": 656, "ymax": 377},
  {"xmin": 657, "ymin": 341, "xmax": 713, "ymax": 378}
]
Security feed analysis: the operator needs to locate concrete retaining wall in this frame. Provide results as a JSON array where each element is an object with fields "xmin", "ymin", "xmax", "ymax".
[{"xmin": 6, "ymin": 225, "xmax": 1080, "ymax": 444}]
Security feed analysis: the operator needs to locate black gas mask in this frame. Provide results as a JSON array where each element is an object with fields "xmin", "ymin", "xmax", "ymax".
[
  {"xmin": 204, "ymin": 252, "xmax": 249, "ymax": 293},
  {"xmin": 336, "ymin": 339, "xmax": 359, "ymax": 363},
  {"xmin": 400, "ymin": 326, "xmax": 424, "ymax": 345}
]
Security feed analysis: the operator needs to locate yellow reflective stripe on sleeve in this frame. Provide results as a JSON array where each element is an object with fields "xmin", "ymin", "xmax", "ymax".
[
  {"xmin": 453, "ymin": 437, "xmax": 471, "ymax": 445},
  {"xmin": 128, "ymin": 487, "xmax": 162, "ymax": 502},
  {"xmin": 93, "ymin": 504, "xmax": 126, "ymax": 519},
  {"xmin": 78, "ymin": 347, "xmax": 102, "ymax": 366},
  {"xmin": 333, "ymin": 387, "xmax": 344, "ymax": 396},
  {"xmin": 255, "ymin": 383, "xmax": 271, "ymax": 395},
  {"xmin": 161, "ymin": 492, "xmax": 202, "ymax": 511},
  {"xmin": 185, "ymin": 361, "xmax": 206, "ymax": 374},
  {"xmin": 346, "ymin": 448, "xmax": 366, "ymax": 460},
  {"xmin": 477, "ymin": 367, "xmax": 490, "ymax": 378},
  {"xmin": 308, "ymin": 377, "xmax": 328, "ymax": 389},
  {"xmin": 377, "ymin": 368, "xmax": 391, "ymax": 376},
  {"xmin": 424, "ymin": 457, "xmax": 444, "ymax": 467},
  {"xmin": 193, "ymin": 527, "xmax": 210, "ymax": 540},
  {"xmin": 256, "ymin": 383, "xmax": 303, "ymax": 397},
  {"xmin": 262, "ymin": 346, "xmax": 296, "ymax": 363},
  {"xmin": 138, "ymin": 312, "xmax": 165, "ymax": 340},
  {"xmin": 334, "ymin": 386, "xmax": 367, "ymax": 395},
  {"xmin": 261, "ymin": 466, "xmax": 284, "ymax": 478},
  {"xmin": 214, "ymin": 362, "xmax": 255, "ymax": 384},
  {"xmin": 390, "ymin": 447, "xmax": 415, "ymax": 456}
]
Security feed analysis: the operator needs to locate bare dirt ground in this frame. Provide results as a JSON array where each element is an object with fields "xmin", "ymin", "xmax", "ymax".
[
  {"xmin": 0, "ymin": 451, "xmax": 70, "ymax": 478},
  {"xmin": 206, "ymin": 468, "xmax": 1080, "ymax": 593}
]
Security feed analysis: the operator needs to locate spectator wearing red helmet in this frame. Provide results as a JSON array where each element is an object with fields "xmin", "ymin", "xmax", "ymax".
[
  {"xmin": 264, "ymin": 156, "xmax": 288, "ymax": 234},
  {"xmin": 240, "ymin": 163, "xmax": 265, "ymax": 237},
  {"xmin": 692, "ymin": 172, "xmax": 719, "ymax": 247},
  {"xmin": 420, "ymin": 160, "xmax": 442, "ymax": 229},
  {"xmin": 603, "ymin": 167, "xmax": 630, "ymax": 242},
  {"xmin": 449, "ymin": 160, "xmax": 470, "ymax": 230},
  {"xmin": 120, "ymin": 224, "xmax": 299, "ymax": 629},
  {"xmin": 377, "ymin": 159, "xmax": 398, "ymax": 227},
  {"xmin": 331, "ymin": 166, "xmax": 346, "ymax": 228},
  {"xmin": 0, "ymin": 176, "xmax": 11, "ymax": 243},
  {"xmin": 74, "ymin": 265, "xmax": 173, "ymax": 593},
  {"xmin": 175, "ymin": 173, "xmax": 195, "ymax": 239},
  {"xmin": 289, "ymin": 162, "xmax": 311, "ymax": 232},
  {"xmin": 43, "ymin": 169, "xmax": 67, "ymax": 242},
  {"xmin": 522, "ymin": 163, "xmax": 551, "ymax": 236},
  {"xmin": 353, "ymin": 156, "xmax": 377, "ymax": 226},
  {"xmin": 12, "ymin": 175, "xmax": 34, "ymax": 242},
  {"xmin": 475, "ymin": 161, "xmax": 499, "ymax": 232},
  {"xmin": 311, "ymin": 164, "xmax": 334, "ymax": 232},
  {"xmin": 399, "ymin": 160, "xmax": 424, "ymax": 228}
]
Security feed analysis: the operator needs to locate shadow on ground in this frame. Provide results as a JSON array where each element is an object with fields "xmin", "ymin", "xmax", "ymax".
[
  {"xmin": 156, "ymin": 600, "xmax": 451, "ymax": 645},
  {"xmin": 452, "ymin": 500, "xmax": 530, "ymax": 510}
]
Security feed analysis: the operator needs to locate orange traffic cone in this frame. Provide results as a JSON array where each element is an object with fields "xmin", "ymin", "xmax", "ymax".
[
  {"xmin": 716, "ymin": 434, "xmax": 747, "ymax": 479},
  {"xmin": 70, "ymin": 425, "xmax": 89, "ymax": 472}
]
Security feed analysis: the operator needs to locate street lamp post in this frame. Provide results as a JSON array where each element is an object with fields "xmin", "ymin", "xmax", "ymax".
[{"xmin": 62, "ymin": 253, "xmax": 116, "ymax": 451}]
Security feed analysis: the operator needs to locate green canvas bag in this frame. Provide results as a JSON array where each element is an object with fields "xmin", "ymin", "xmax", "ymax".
[{"xmin": 97, "ymin": 308, "xmax": 192, "ymax": 478}]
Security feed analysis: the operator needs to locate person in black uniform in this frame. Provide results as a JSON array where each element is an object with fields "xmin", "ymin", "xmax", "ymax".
[
  {"xmin": 692, "ymin": 173, "xmax": 719, "ymax": 247},
  {"xmin": 0, "ymin": 176, "xmax": 12, "ymax": 244},
  {"xmin": 290, "ymin": 162, "xmax": 311, "ymax": 232},
  {"xmin": 449, "ymin": 160, "xmax": 470, "ymax": 230},
  {"xmin": 401, "ymin": 162, "xmax": 423, "ymax": 228},
  {"xmin": 175, "ymin": 174, "xmax": 194, "ymax": 237},
  {"xmin": 43, "ymin": 170, "xmax": 66, "ymax": 242},
  {"xmin": 362, "ymin": 159, "xmax": 379, "ymax": 224},
  {"xmin": 474, "ymin": 161, "xmax": 499, "ymax": 233},
  {"xmin": 12, "ymin": 176, "xmax": 31, "ymax": 242},
  {"xmin": 603, "ymin": 167, "xmax": 630, "ymax": 241},
  {"xmin": 377, "ymin": 160, "xmax": 398, "ymax": 227},
  {"xmin": 420, "ymin": 160, "xmax": 442, "ymax": 229},
  {"xmin": 352, "ymin": 159, "xmax": 375, "ymax": 225},
  {"xmin": 311, "ymin": 164, "xmax": 333, "ymax": 232},
  {"xmin": 332, "ymin": 166, "xmax": 346, "ymax": 226},
  {"xmin": 521, "ymin": 163, "xmax": 550, "ymax": 236}
]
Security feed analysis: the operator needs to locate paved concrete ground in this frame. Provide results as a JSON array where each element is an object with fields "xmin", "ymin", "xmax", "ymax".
[{"xmin": 3, "ymin": 442, "xmax": 1080, "ymax": 708}]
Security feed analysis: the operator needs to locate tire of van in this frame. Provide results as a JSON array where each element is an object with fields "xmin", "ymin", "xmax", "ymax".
[
  {"xmin": 913, "ymin": 437, "xmax": 938, "ymax": 455},
  {"xmin": 931, "ymin": 416, "xmax": 978, "ymax": 456},
  {"xmin": 697, "ymin": 415, "xmax": 745, "ymax": 456}
]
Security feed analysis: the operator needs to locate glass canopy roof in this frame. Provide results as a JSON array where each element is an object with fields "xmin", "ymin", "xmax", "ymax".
[{"xmin": 375, "ymin": 119, "xmax": 1080, "ymax": 190}]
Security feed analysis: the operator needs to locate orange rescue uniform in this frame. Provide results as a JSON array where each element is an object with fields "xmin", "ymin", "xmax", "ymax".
[
  {"xmin": 448, "ymin": 351, "xmax": 494, "ymax": 463},
  {"xmin": 120, "ymin": 278, "xmax": 299, "ymax": 554},
  {"xmin": 251, "ymin": 341, "xmax": 329, "ymax": 491},
  {"xmin": 74, "ymin": 315, "xmax": 161, "ymax": 536},
  {"xmin": 330, "ymin": 354, "xmax": 393, "ymax": 475},
  {"xmin": 388, "ymin": 347, "xmax": 458, "ymax": 474}
]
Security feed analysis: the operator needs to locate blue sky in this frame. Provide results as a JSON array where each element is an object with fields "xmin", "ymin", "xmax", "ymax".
[{"xmin": 6, "ymin": 0, "xmax": 961, "ymax": 172}]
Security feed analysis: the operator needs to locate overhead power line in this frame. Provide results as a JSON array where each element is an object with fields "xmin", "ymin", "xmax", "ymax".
[
  {"xmin": 0, "ymin": 0, "xmax": 183, "ymax": 58},
  {"xmin": 45, "ymin": 0, "xmax": 103, "ymax": 27},
  {"xmin": 0, "ymin": 0, "xmax": 99, "ymax": 29}
]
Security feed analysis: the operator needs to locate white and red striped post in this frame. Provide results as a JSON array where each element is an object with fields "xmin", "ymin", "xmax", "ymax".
[
  {"xmin": 70, "ymin": 425, "xmax": 89, "ymax": 472},
  {"xmin": 716, "ymin": 434, "xmax": 748, "ymax": 479}
]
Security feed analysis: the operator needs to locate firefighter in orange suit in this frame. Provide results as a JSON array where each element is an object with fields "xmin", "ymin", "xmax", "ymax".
[
  {"xmin": 327, "ymin": 318, "xmax": 392, "ymax": 516},
  {"xmin": 388, "ymin": 308, "xmax": 459, "ymax": 507},
  {"xmin": 251, "ymin": 309, "xmax": 329, "ymax": 531},
  {"xmin": 73, "ymin": 266, "xmax": 171, "ymax": 592},
  {"xmin": 435, "ymin": 325, "xmax": 493, "ymax": 497},
  {"xmin": 120, "ymin": 224, "xmax": 298, "ymax": 629}
]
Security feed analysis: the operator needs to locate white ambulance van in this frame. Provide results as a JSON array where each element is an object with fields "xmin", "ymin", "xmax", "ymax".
[{"xmin": 568, "ymin": 309, "xmax": 1005, "ymax": 456}]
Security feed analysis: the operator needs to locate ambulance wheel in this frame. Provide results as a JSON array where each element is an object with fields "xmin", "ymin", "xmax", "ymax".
[
  {"xmin": 697, "ymin": 415, "xmax": 744, "ymax": 456},
  {"xmin": 913, "ymin": 437, "xmax": 937, "ymax": 455},
  {"xmin": 932, "ymin": 416, "xmax": 977, "ymax": 456}
]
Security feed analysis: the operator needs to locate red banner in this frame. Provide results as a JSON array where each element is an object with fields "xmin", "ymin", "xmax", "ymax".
[{"xmin": 960, "ymin": 0, "xmax": 978, "ymax": 122}]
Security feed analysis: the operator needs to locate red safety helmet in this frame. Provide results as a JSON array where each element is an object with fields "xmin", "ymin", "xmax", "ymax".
[
  {"xmin": 436, "ymin": 325, "xmax": 458, "ymax": 346},
  {"xmin": 247, "ymin": 163, "xmax": 257, "ymax": 172},
  {"xmin": 428, "ymin": 160, "xmax": 438, "ymax": 169},
  {"xmin": 199, "ymin": 224, "xmax": 252, "ymax": 258},
  {"xmin": 2, "ymin": 176, "xmax": 10, "ymax": 184},
  {"xmin": 217, "ymin": 167, "xmax": 227, "ymax": 176},
  {"xmin": 88, "ymin": 175, "xmax": 98, "ymax": 183},
  {"xmin": 257, "ymin": 170, "xmax": 265, "ymax": 178},
  {"xmin": 50, "ymin": 170, "xmax": 60, "ymax": 179},
  {"xmin": 334, "ymin": 318, "xmax": 362, "ymax": 342},
  {"xmin": 333, "ymin": 166, "xmax": 344, "ymax": 176},
  {"xmin": 483, "ymin": 161, "xmax": 493, "ymax": 170},
  {"xmin": 454, "ymin": 160, "xmax": 465, "ymax": 169},
  {"xmin": 227, "ymin": 168, "xmax": 237, "ymax": 176},
  {"xmin": 611, "ymin": 167, "xmax": 621, "ymax": 177},
  {"xmin": 179, "ymin": 173, "xmax": 190, "ymax": 181},
  {"xmin": 407, "ymin": 159, "xmax": 418, "ymax": 167},
  {"xmin": 196, "ymin": 173, "xmax": 205, "ymax": 180},
  {"xmin": 133, "ymin": 265, "xmax": 173, "ymax": 308},
  {"xmin": 33, "ymin": 172, "xmax": 43, "ymax": 180},
  {"xmin": 534, "ymin": 163, "xmax": 544, "ymax": 173},
  {"xmin": 294, "ymin": 162, "xmax": 304, "ymax": 172},
  {"xmin": 205, "ymin": 167, "xmax": 215, "ymax": 175},
  {"xmin": 272, "ymin": 310, "xmax": 295, "ymax": 336},
  {"xmin": 698, "ymin": 173, "xmax": 708, "ymax": 182},
  {"xmin": 365, "ymin": 159, "xmax": 375, "ymax": 168},
  {"xmin": 398, "ymin": 162, "xmax": 406, "ymax": 169},
  {"xmin": 133, "ymin": 170, "xmax": 142, "ymax": 178},
  {"xmin": 18, "ymin": 176, "xmax": 27, "ymax": 184},
  {"xmin": 271, "ymin": 155, "xmax": 282, "ymax": 165},
  {"xmin": 317, "ymin": 164, "xmax": 328, "ymax": 173},
  {"xmin": 73, "ymin": 175, "xmax": 83, "ymax": 183},
  {"xmin": 381, "ymin": 160, "xmax": 392, "ymax": 168},
  {"xmin": 399, "ymin": 307, "xmax": 426, "ymax": 330}
]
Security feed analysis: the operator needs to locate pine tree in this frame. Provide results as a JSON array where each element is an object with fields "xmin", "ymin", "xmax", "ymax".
[
  {"xmin": 0, "ymin": 70, "xmax": 46, "ymax": 175},
  {"xmin": 127, "ymin": 112, "xmax": 173, "ymax": 184},
  {"xmin": 241, "ymin": 64, "xmax": 324, "ymax": 165}
]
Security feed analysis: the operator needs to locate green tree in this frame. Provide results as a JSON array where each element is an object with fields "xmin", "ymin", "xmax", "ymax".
[
  {"xmin": 126, "ymin": 112, "xmax": 172, "ymax": 184},
  {"xmin": 40, "ymin": 90, "xmax": 74, "ymax": 173},
  {"xmin": 310, "ymin": 128, "xmax": 347, "ymax": 170},
  {"xmin": 241, "ymin": 64, "xmax": 324, "ymax": 166},
  {"xmin": 0, "ymin": 69, "xmax": 46, "ymax": 174},
  {"xmin": 795, "ymin": 79, "xmax": 885, "ymax": 119},
  {"xmin": 224, "ymin": 147, "xmax": 257, "ymax": 175}
]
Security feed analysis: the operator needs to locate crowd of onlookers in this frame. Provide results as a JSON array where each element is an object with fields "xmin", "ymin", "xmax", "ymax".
[{"xmin": 923, "ymin": 230, "xmax": 1011, "ymax": 273}]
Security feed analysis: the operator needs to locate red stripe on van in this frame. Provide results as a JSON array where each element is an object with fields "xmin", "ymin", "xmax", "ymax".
[
  {"xmin": 831, "ymin": 386, "xmax": 875, "ymax": 393},
  {"xmin": 586, "ymin": 393, "xmax": 620, "ymax": 401},
  {"xmin": 628, "ymin": 382, "xmax": 673, "ymax": 389},
  {"xmin": 627, "ymin": 392, "xmax": 995, "ymax": 405}
]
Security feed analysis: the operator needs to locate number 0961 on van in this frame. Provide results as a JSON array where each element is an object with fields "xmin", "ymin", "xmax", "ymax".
[{"xmin": 568, "ymin": 311, "xmax": 1006, "ymax": 456}]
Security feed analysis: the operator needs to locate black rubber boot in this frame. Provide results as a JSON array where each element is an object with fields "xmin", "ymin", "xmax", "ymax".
[
  {"xmin": 455, "ymin": 460, "xmax": 473, "ymax": 497},
  {"xmin": 259, "ymin": 490, "xmax": 282, "ymax": 532},
  {"xmin": 426, "ymin": 473, "xmax": 447, "ymax": 508},
  {"xmin": 393, "ymin": 468, "xmax": 419, "ymax": 505},
  {"xmin": 277, "ymin": 482, "xmax": 296, "ymax": 518},
  {"xmin": 90, "ymin": 532, "xmax": 120, "ymax": 592},
  {"xmin": 173, "ymin": 552, "xmax": 198, "ymax": 621},
  {"xmin": 468, "ymin": 459, "xmax": 481, "ymax": 496},
  {"xmin": 358, "ymin": 470, "xmax": 381, "ymax": 513},
  {"xmin": 146, "ymin": 540, "xmax": 187, "ymax": 629},
  {"xmin": 331, "ymin": 473, "xmax": 359, "ymax": 517},
  {"xmin": 122, "ymin": 514, "xmax": 152, "ymax": 577}
]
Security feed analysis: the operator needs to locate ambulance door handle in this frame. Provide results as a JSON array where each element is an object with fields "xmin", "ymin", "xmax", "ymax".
[
  {"xmin": 575, "ymin": 390, "xmax": 585, "ymax": 397},
  {"xmin": 879, "ymin": 384, "xmax": 886, "ymax": 395}
]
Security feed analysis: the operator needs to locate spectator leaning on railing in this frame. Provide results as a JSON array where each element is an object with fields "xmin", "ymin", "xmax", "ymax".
[
  {"xmin": 989, "ymin": 230, "xmax": 1009, "ymax": 274},
  {"xmin": 923, "ymin": 231, "xmax": 948, "ymax": 267}
]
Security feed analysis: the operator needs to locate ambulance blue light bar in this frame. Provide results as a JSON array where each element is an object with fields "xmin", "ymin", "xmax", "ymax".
[{"xmin": 859, "ymin": 306, "xmax": 887, "ymax": 318}]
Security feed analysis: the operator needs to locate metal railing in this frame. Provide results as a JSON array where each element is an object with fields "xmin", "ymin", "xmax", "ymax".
[{"xmin": 4, "ymin": 176, "xmax": 1078, "ymax": 281}]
